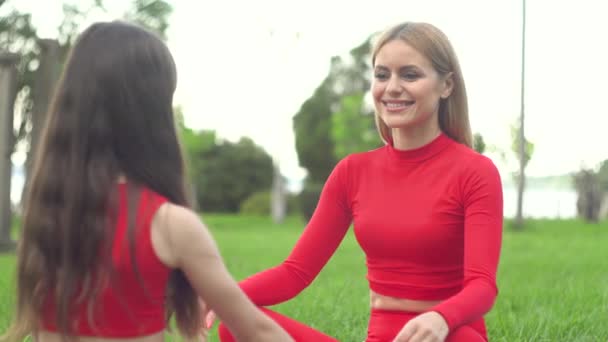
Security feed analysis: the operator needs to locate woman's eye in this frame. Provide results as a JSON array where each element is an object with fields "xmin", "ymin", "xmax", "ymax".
[
  {"xmin": 402, "ymin": 73, "xmax": 419, "ymax": 80},
  {"xmin": 374, "ymin": 72, "xmax": 389, "ymax": 80}
]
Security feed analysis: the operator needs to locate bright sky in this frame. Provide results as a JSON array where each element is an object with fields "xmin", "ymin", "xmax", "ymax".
[{"xmin": 10, "ymin": 0, "xmax": 608, "ymax": 188}]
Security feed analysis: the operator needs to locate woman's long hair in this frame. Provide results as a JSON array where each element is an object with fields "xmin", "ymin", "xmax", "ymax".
[
  {"xmin": 3, "ymin": 21, "xmax": 200, "ymax": 341},
  {"xmin": 372, "ymin": 22, "xmax": 472, "ymax": 147}
]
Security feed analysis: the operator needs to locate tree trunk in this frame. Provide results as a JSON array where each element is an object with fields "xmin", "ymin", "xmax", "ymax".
[
  {"xmin": 0, "ymin": 52, "xmax": 19, "ymax": 251},
  {"xmin": 514, "ymin": 0, "xmax": 527, "ymax": 229},
  {"xmin": 271, "ymin": 163, "xmax": 287, "ymax": 224},
  {"xmin": 599, "ymin": 192, "xmax": 608, "ymax": 220},
  {"xmin": 23, "ymin": 39, "xmax": 60, "ymax": 199}
]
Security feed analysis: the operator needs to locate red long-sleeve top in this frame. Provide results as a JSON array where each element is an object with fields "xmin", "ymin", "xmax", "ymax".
[{"xmin": 240, "ymin": 133, "xmax": 503, "ymax": 331}]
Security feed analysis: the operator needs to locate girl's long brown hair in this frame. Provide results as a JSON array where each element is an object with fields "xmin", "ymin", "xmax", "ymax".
[{"xmin": 3, "ymin": 21, "xmax": 200, "ymax": 341}]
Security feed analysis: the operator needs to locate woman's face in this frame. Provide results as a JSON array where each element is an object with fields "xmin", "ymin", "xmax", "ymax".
[{"xmin": 372, "ymin": 39, "xmax": 452, "ymax": 132}]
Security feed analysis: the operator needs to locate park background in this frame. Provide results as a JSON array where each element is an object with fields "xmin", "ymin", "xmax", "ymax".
[{"xmin": 0, "ymin": 0, "xmax": 607, "ymax": 340}]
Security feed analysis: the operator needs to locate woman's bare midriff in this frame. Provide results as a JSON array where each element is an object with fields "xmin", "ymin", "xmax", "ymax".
[
  {"xmin": 36, "ymin": 331, "xmax": 170, "ymax": 342},
  {"xmin": 370, "ymin": 290, "xmax": 442, "ymax": 313}
]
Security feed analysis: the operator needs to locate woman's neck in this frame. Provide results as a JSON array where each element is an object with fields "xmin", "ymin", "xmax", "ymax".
[{"xmin": 391, "ymin": 123, "xmax": 441, "ymax": 151}]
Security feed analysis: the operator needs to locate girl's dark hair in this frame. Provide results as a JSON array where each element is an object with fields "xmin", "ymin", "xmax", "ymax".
[{"xmin": 4, "ymin": 20, "xmax": 200, "ymax": 341}]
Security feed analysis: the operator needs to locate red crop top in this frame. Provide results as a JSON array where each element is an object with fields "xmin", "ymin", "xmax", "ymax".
[
  {"xmin": 239, "ymin": 133, "xmax": 503, "ymax": 331},
  {"xmin": 42, "ymin": 184, "xmax": 170, "ymax": 337}
]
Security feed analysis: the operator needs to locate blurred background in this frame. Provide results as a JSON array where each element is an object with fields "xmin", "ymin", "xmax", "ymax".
[
  {"xmin": 1, "ymin": 1, "xmax": 607, "ymax": 340},
  {"xmin": 3, "ymin": 0, "xmax": 608, "ymax": 223}
]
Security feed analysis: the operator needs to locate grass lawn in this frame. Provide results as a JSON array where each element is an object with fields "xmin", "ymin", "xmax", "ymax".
[{"xmin": 1, "ymin": 215, "xmax": 607, "ymax": 341}]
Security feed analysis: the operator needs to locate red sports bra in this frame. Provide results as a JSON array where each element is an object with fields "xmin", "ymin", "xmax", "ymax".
[{"xmin": 42, "ymin": 184, "xmax": 171, "ymax": 337}]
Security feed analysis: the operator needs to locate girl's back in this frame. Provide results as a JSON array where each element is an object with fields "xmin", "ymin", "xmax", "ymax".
[{"xmin": 40, "ymin": 184, "xmax": 170, "ymax": 339}]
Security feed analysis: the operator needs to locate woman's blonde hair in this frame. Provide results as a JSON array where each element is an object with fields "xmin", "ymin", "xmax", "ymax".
[{"xmin": 371, "ymin": 22, "xmax": 472, "ymax": 147}]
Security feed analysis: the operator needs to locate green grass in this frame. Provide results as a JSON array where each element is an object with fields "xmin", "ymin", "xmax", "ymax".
[
  {"xmin": 0, "ymin": 254, "xmax": 15, "ymax": 333},
  {"xmin": 1, "ymin": 215, "xmax": 607, "ymax": 341}
]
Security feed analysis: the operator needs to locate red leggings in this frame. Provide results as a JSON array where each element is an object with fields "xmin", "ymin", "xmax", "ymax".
[{"xmin": 218, "ymin": 308, "xmax": 488, "ymax": 342}]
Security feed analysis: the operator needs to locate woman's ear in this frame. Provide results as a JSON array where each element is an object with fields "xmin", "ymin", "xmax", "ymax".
[{"xmin": 440, "ymin": 72, "xmax": 454, "ymax": 99}]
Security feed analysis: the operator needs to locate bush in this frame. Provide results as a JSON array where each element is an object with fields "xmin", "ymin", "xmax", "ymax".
[
  {"xmin": 240, "ymin": 191, "xmax": 302, "ymax": 217},
  {"xmin": 573, "ymin": 168, "xmax": 603, "ymax": 223},
  {"xmin": 240, "ymin": 191, "xmax": 271, "ymax": 216},
  {"xmin": 299, "ymin": 182, "xmax": 323, "ymax": 221},
  {"xmin": 194, "ymin": 137, "xmax": 274, "ymax": 212},
  {"xmin": 286, "ymin": 193, "xmax": 300, "ymax": 215}
]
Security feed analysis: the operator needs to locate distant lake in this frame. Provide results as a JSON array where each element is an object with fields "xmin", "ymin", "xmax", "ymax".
[
  {"xmin": 10, "ymin": 166, "xmax": 579, "ymax": 219},
  {"xmin": 503, "ymin": 186, "xmax": 577, "ymax": 219}
]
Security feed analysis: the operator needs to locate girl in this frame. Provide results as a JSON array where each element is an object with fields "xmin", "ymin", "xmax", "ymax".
[{"xmin": 2, "ymin": 21, "xmax": 293, "ymax": 342}]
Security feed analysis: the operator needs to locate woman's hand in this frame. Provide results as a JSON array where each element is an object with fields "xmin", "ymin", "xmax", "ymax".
[
  {"xmin": 204, "ymin": 309, "xmax": 217, "ymax": 329},
  {"xmin": 392, "ymin": 311, "xmax": 449, "ymax": 342},
  {"xmin": 199, "ymin": 298, "xmax": 210, "ymax": 341}
]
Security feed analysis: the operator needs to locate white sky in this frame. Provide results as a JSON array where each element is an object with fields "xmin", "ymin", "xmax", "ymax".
[{"xmin": 9, "ymin": 0, "xmax": 608, "ymax": 187}]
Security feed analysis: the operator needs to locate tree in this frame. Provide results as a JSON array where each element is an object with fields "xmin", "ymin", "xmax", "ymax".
[
  {"xmin": 293, "ymin": 37, "xmax": 373, "ymax": 220},
  {"xmin": 473, "ymin": 133, "xmax": 486, "ymax": 154},
  {"xmin": 174, "ymin": 106, "xmax": 215, "ymax": 210},
  {"xmin": 124, "ymin": 0, "xmax": 173, "ymax": 41},
  {"xmin": 515, "ymin": 0, "xmax": 528, "ymax": 229},
  {"xmin": 293, "ymin": 37, "xmax": 373, "ymax": 184},
  {"xmin": 511, "ymin": 120, "xmax": 533, "ymax": 229},
  {"xmin": 1, "ymin": 0, "xmax": 173, "ymax": 191},
  {"xmin": 175, "ymin": 107, "xmax": 215, "ymax": 176},
  {"xmin": 176, "ymin": 110, "xmax": 281, "ymax": 215},
  {"xmin": 331, "ymin": 93, "xmax": 380, "ymax": 160},
  {"xmin": 573, "ymin": 159, "xmax": 608, "ymax": 222},
  {"xmin": 293, "ymin": 77, "xmax": 338, "ymax": 183},
  {"xmin": 0, "ymin": 5, "xmax": 38, "ymax": 155},
  {"xmin": 511, "ymin": 122, "xmax": 534, "ymax": 170},
  {"xmin": 194, "ymin": 137, "xmax": 274, "ymax": 213},
  {"xmin": 573, "ymin": 168, "xmax": 602, "ymax": 223}
]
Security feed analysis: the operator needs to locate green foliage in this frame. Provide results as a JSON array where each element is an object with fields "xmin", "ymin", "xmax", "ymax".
[
  {"xmin": 175, "ymin": 107, "xmax": 276, "ymax": 213},
  {"xmin": 124, "ymin": 0, "xmax": 173, "ymax": 41},
  {"xmin": 292, "ymin": 36, "xmax": 375, "ymax": 219},
  {"xmin": 0, "ymin": 6, "xmax": 38, "ymax": 146},
  {"xmin": 175, "ymin": 106, "xmax": 215, "ymax": 179},
  {"xmin": 473, "ymin": 132, "xmax": 486, "ymax": 154},
  {"xmin": 331, "ymin": 93, "xmax": 381, "ymax": 160},
  {"xmin": 298, "ymin": 182, "xmax": 323, "ymax": 221},
  {"xmin": 293, "ymin": 79, "xmax": 337, "ymax": 183},
  {"xmin": 193, "ymin": 137, "xmax": 274, "ymax": 213},
  {"xmin": 1, "ymin": 0, "xmax": 173, "ymax": 155},
  {"xmin": 286, "ymin": 193, "xmax": 300, "ymax": 216},
  {"xmin": 510, "ymin": 121, "xmax": 534, "ymax": 168},
  {"xmin": 571, "ymin": 159, "xmax": 608, "ymax": 223},
  {"xmin": 572, "ymin": 168, "xmax": 602, "ymax": 223},
  {"xmin": 240, "ymin": 191, "xmax": 271, "ymax": 216},
  {"xmin": 292, "ymin": 37, "xmax": 373, "ymax": 185},
  {"xmin": 240, "ymin": 191, "xmax": 300, "ymax": 216}
]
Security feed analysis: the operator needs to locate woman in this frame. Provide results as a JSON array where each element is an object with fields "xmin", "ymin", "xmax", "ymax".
[
  {"xmin": 212, "ymin": 22, "xmax": 503, "ymax": 342},
  {"xmin": 2, "ymin": 21, "xmax": 293, "ymax": 342}
]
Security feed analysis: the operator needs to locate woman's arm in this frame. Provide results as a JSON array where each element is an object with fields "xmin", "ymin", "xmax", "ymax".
[
  {"xmin": 429, "ymin": 155, "xmax": 504, "ymax": 331},
  {"xmin": 239, "ymin": 157, "xmax": 354, "ymax": 305}
]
